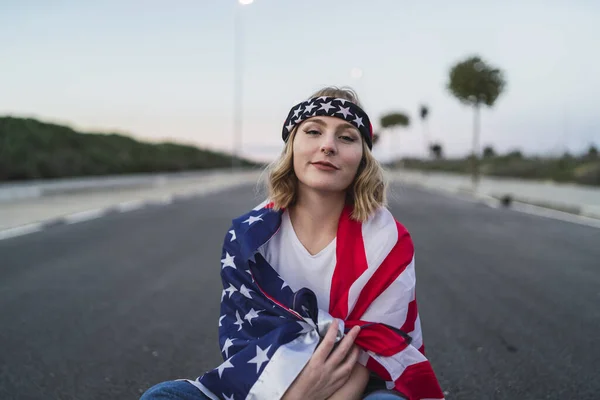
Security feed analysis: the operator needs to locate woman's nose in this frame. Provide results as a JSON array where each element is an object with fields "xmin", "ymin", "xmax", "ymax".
[{"xmin": 319, "ymin": 133, "xmax": 337, "ymax": 154}]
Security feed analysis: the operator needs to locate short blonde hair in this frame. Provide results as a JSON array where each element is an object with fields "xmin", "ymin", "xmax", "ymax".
[{"xmin": 262, "ymin": 86, "xmax": 388, "ymax": 222}]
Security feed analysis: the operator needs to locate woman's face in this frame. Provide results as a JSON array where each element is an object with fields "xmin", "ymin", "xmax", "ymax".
[{"xmin": 292, "ymin": 116, "xmax": 364, "ymax": 194}]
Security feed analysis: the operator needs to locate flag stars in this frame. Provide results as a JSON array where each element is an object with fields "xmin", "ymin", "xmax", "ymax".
[
  {"xmin": 247, "ymin": 345, "xmax": 272, "ymax": 373},
  {"xmin": 222, "ymin": 337, "xmax": 237, "ymax": 358},
  {"xmin": 319, "ymin": 101, "xmax": 335, "ymax": 113},
  {"xmin": 353, "ymin": 116, "xmax": 364, "ymax": 128},
  {"xmin": 285, "ymin": 121, "xmax": 295, "ymax": 132},
  {"xmin": 221, "ymin": 252, "xmax": 236, "ymax": 270},
  {"xmin": 239, "ymin": 284, "xmax": 254, "ymax": 299},
  {"xmin": 219, "ymin": 315, "xmax": 226, "ymax": 327},
  {"xmin": 225, "ymin": 283, "xmax": 238, "ymax": 298},
  {"xmin": 217, "ymin": 358, "xmax": 234, "ymax": 378},
  {"xmin": 304, "ymin": 102, "xmax": 317, "ymax": 114},
  {"xmin": 234, "ymin": 311, "xmax": 244, "ymax": 331},
  {"xmin": 244, "ymin": 308, "xmax": 262, "ymax": 325},
  {"xmin": 243, "ymin": 214, "xmax": 264, "ymax": 225},
  {"xmin": 228, "ymin": 229, "xmax": 236, "ymax": 241},
  {"xmin": 336, "ymin": 106, "xmax": 353, "ymax": 118}
]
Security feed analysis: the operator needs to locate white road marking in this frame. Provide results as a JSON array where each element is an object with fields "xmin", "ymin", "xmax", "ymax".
[
  {"xmin": 64, "ymin": 209, "xmax": 106, "ymax": 224},
  {"xmin": 0, "ymin": 223, "xmax": 43, "ymax": 240},
  {"xmin": 116, "ymin": 200, "xmax": 145, "ymax": 212}
]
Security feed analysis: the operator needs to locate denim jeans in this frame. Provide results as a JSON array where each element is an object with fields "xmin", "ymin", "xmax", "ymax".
[{"xmin": 140, "ymin": 380, "xmax": 406, "ymax": 400}]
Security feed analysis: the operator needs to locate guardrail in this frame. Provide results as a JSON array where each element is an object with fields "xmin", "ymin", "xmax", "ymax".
[{"xmin": 0, "ymin": 168, "xmax": 256, "ymax": 202}]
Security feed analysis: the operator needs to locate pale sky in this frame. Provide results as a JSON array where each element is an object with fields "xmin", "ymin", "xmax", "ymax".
[{"xmin": 1, "ymin": 0, "xmax": 599, "ymax": 162}]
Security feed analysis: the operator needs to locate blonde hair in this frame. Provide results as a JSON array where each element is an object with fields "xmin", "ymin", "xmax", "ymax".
[{"xmin": 262, "ymin": 86, "xmax": 388, "ymax": 222}]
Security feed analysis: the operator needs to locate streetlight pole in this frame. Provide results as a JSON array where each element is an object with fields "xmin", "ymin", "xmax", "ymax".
[{"xmin": 232, "ymin": 0, "xmax": 254, "ymax": 171}]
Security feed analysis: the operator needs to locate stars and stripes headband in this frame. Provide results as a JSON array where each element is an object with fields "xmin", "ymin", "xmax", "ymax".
[{"xmin": 282, "ymin": 96, "xmax": 374, "ymax": 149}]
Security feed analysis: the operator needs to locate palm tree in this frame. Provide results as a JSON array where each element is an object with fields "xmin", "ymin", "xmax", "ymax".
[
  {"xmin": 419, "ymin": 104, "xmax": 431, "ymax": 158},
  {"xmin": 447, "ymin": 55, "xmax": 506, "ymax": 185},
  {"xmin": 483, "ymin": 145, "xmax": 496, "ymax": 158},
  {"xmin": 380, "ymin": 112, "xmax": 410, "ymax": 166},
  {"xmin": 430, "ymin": 143, "xmax": 443, "ymax": 160}
]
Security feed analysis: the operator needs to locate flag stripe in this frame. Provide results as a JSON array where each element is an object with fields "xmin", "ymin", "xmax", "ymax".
[
  {"xmin": 329, "ymin": 205, "xmax": 368, "ymax": 319},
  {"xmin": 394, "ymin": 361, "xmax": 445, "ymax": 400},
  {"xmin": 400, "ymin": 297, "xmax": 418, "ymax": 334},
  {"xmin": 348, "ymin": 222, "xmax": 414, "ymax": 321}
]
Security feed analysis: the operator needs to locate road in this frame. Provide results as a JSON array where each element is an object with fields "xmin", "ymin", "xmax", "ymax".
[{"xmin": 1, "ymin": 184, "xmax": 598, "ymax": 400}]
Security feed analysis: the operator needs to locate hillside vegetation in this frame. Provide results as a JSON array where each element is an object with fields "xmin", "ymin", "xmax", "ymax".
[{"xmin": 0, "ymin": 116, "xmax": 257, "ymax": 181}]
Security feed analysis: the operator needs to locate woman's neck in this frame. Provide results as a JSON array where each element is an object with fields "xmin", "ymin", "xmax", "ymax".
[{"xmin": 288, "ymin": 185, "xmax": 346, "ymax": 238}]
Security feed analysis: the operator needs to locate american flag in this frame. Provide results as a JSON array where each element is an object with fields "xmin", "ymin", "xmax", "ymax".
[{"xmin": 184, "ymin": 200, "xmax": 445, "ymax": 400}]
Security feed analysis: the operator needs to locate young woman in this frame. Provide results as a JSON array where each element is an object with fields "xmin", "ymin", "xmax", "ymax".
[{"xmin": 140, "ymin": 87, "xmax": 444, "ymax": 400}]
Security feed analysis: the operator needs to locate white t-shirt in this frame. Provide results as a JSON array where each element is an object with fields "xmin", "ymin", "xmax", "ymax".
[{"xmin": 259, "ymin": 210, "xmax": 337, "ymax": 311}]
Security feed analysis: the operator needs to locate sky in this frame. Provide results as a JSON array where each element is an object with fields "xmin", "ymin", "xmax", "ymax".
[{"xmin": 1, "ymin": 0, "xmax": 599, "ymax": 162}]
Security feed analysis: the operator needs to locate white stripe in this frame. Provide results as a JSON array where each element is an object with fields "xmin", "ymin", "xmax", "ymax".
[
  {"xmin": 359, "ymin": 257, "xmax": 416, "ymax": 327},
  {"xmin": 408, "ymin": 313, "xmax": 423, "ymax": 351},
  {"xmin": 246, "ymin": 330, "xmax": 320, "ymax": 400},
  {"xmin": 64, "ymin": 209, "xmax": 105, "ymax": 224},
  {"xmin": 367, "ymin": 343, "xmax": 427, "ymax": 382},
  {"xmin": 115, "ymin": 200, "xmax": 145, "ymax": 212},
  {"xmin": 346, "ymin": 207, "xmax": 398, "ymax": 317},
  {"xmin": 0, "ymin": 223, "xmax": 42, "ymax": 240}
]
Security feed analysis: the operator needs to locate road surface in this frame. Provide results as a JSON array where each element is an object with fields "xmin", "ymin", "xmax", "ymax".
[{"xmin": 1, "ymin": 183, "xmax": 598, "ymax": 399}]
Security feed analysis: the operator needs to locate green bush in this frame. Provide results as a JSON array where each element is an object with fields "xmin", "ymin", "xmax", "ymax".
[
  {"xmin": 0, "ymin": 116, "xmax": 257, "ymax": 181},
  {"xmin": 573, "ymin": 162, "xmax": 600, "ymax": 185},
  {"xmin": 399, "ymin": 151, "xmax": 599, "ymax": 187}
]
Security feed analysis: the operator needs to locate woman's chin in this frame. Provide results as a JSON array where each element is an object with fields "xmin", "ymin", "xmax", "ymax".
[{"xmin": 300, "ymin": 176, "xmax": 349, "ymax": 193}]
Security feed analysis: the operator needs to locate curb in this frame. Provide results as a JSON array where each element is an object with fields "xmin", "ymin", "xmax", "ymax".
[
  {"xmin": 392, "ymin": 178, "xmax": 600, "ymax": 227},
  {"xmin": 0, "ymin": 168, "xmax": 258, "ymax": 202},
  {"xmin": 0, "ymin": 178, "xmax": 258, "ymax": 241}
]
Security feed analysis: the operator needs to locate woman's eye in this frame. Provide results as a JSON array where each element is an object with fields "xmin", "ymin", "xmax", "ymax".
[
  {"xmin": 340, "ymin": 135, "xmax": 356, "ymax": 142},
  {"xmin": 306, "ymin": 130, "xmax": 320, "ymax": 135}
]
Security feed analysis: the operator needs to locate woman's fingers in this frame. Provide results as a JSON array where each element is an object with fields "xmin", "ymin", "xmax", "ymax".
[
  {"xmin": 311, "ymin": 319, "xmax": 341, "ymax": 364},
  {"xmin": 325, "ymin": 325, "xmax": 361, "ymax": 368},
  {"xmin": 330, "ymin": 345, "xmax": 361, "ymax": 384}
]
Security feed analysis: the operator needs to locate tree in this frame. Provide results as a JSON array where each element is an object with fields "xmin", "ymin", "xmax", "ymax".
[
  {"xmin": 380, "ymin": 112, "xmax": 410, "ymax": 129},
  {"xmin": 483, "ymin": 145, "xmax": 496, "ymax": 158},
  {"xmin": 447, "ymin": 55, "xmax": 506, "ymax": 185},
  {"xmin": 419, "ymin": 104, "xmax": 431, "ymax": 158},
  {"xmin": 587, "ymin": 144, "xmax": 598, "ymax": 159},
  {"xmin": 380, "ymin": 112, "xmax": 410, "ymax": 165},
  {"xmin": 430, "ymin": 142, "xmax": 443, "ymax": 160}
]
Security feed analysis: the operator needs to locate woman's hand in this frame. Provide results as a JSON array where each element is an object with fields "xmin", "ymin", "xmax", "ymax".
[
  {"xmin": 281, "ymin": 320, "xmax": 361, "ymax": 400},
  {"xmin": 326, "ymin": 360, "xmax": 371, "ymax": 400}
]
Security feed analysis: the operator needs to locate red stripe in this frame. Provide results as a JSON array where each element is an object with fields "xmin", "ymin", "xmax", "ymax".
[
  {"xmin": 394, "ymin": 361, "xmax": 444, "ymax": 400},
  {"xmin": 345, "ymin": 320, "xmax": 409, "ymax": 356},
  {"xmin": 400, "ymin": 298, "xmax": 418, "ymax": 334},
  {"xmin": 347, "ymin": 221, "xmax": 414, "ymax": 321},
  {"xmin": 329, "ymin": 205, "xmax": 368, "ymax": 319},
  {"xmin": 366, "ymin": 356, "xmax": 392, "ymax": 382},
  {"xmin": 250, "ymin": 270, "xmax": 303, "ymax": 320}
]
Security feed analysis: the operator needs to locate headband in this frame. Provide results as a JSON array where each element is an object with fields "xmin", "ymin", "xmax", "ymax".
[{"xmin": 281, "ymin": 96, "xmax": 373, "ymax": 149}]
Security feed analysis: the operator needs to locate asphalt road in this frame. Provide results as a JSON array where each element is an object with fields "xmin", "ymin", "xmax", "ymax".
[{"xmin": 1, "ymin": 184, "xmax": 598, "ymax": 400}]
